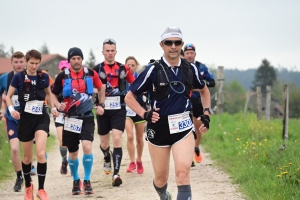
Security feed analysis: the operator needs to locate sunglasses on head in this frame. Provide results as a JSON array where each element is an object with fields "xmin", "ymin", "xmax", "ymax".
[
  {"xmin": 163, "ymin": 40, "xmax": 183, "ymax": 47},
  {"xmin": 103, "ymin": 38, "xmax": 116, "ymax": 44},
  {"xmin": 184, "ymin": 43, "xmax": 195, "ymax": 50}
]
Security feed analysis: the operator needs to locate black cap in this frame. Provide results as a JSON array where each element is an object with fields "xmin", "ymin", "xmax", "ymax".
[{"xmin": 68, "ymin": 47, "xmax": 84, "ymax": 62}]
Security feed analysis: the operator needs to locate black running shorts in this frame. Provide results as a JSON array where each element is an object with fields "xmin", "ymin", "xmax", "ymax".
[
  {"xmin": 96, "ymin": 107, "xmax": 126, "ymax": 135},
  {"xmin": 146, "ymin": 116, "xmax": 192, "ymax": 147},
  {"xmin": 62, "ymin": 116, "xmax": 95, "ymax": 153},
  {"xmin": 191, "ymin": 98, "xmax": 204, "ymax": 118},
  {"xmin": 126, "ymin": 115, "xmax": 146, "ymax": 124},
  {"xmin": 17, "ymin": 109, "xmax": 50, "ymax": 142},
  {"xmin": 54, "ymin": 121, "xmax": 64, "ymax": 127}
]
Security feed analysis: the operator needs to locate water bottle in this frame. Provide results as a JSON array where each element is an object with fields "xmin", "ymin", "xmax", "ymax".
[
  {"xmin": 62, "ymin": 78, "xmax": 72, "ymax": 98},
  {"xmin": 24, "ymin": 75, "xmax": 31, "ymax": 91},
  {"xmin": 85, "ymin": 77, "xmax": 93, "ymax": 95}
]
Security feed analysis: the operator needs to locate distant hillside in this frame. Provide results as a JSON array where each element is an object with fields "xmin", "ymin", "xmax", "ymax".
[{"xmin": 223, "ymin": 68, "xmax": 300, "ymax": 90}]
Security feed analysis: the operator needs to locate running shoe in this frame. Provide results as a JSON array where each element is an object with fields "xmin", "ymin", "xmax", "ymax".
[
  {"xmin": 83, "ymin": 180, "xmax": 94, "ymax": 195},
  {"xmin": 103, "ymin": 151, "xmax": 112, "ymax": 175},
  {"xmin": 13, "ymin": 177, "xmax": 24, "ymax": 192},
  {"xmin": 72, "ymin": 180, "xmax": 83, "ymax": 195},
  {"xmin": 30, "ymin": 165, "xmax": 37, "ymax": 176},
  {"xmin": 136, "ymin": 161, "xmax": 144, "ymax": 174},
  {"xmin": 112, "ymin": 174, "xmax": 122, "ymax": 187},
  {"xmin": 24, "ymin": 182, "xmax": 34, "ymax": 200},
  {"xmin": 194, "ymin": 150, "xmax": 203, "ymax": 163},
  {"xmin": 60, "ymin": 161, "xmax": 68, "ymax": 175},
  {"xmin": 126, "ymin": 162, "xmax": 136, "ymax": 173},
  {"xmin": 36, "ymin": 189, "xmax": 49, "ymax": 200},
  {"xmin": 191, "ymin": 161, "xmax": 196, "ymax": 167}
]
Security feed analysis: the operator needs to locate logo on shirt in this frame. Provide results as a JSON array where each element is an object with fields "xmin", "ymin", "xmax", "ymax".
[
  {"xmin": 115, "ymin": 69, "xmax": 119, "ymax": 75},
  {"xmin": 24, "ymin": 94, "xmax": 30, "ymax": 101}
]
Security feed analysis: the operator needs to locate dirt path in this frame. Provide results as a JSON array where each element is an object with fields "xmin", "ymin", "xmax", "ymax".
[{"xmin": 0, "ymin": 119, "xmax": 244, "ymax": 200}]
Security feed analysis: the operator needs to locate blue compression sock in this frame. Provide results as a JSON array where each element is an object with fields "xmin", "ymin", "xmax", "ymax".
[
  {"xmin": 68, "ymin": 157, "xmax": 79, "ymax": 180},
  {"xmin": 82, "ymin": 154, "xmax": 93, "ymax": 181}
]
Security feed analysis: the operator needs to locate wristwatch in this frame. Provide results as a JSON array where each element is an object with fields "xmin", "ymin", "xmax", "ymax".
[
  {"xmin": 204, "ymin": 108, "xmax": 212, "ymax": 114},
  {"xmin": 99, "ymin": 103, "xmax": 105, "ymax": 108}
]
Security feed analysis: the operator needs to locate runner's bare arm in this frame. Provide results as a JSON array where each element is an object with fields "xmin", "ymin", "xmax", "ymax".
[
  {"xmin": 6, "ymin": 85, "xmax": 20, "ymax": 120},
  {"xmin": 45, "ymin": 86, "xmax": 59, "ymax": 117}
]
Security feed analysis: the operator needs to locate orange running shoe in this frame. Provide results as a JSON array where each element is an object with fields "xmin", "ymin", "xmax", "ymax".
[
  {"xmin": 136, "ymin": 161, "xmax": 144, "ymax": 174},
  {"xmin": 126, "ymin": 162, "xmax": 136, "ymax": 173},
  {"xmin": 194, "ymin": 151, "xmax": 203, "ymax": 163},
  {"xmin": 24, "ymin": 183, "xmax": 34, "ymax": 200},
  {"xmin": 36, "ymin": 189, "xmax": 50, "ymax": 200}
]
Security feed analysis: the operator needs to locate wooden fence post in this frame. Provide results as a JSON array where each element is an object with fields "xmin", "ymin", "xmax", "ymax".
[
  {"xmin": 216, "ymin": 66, "xmax": 224, "ymax": 114},
  {"xmin": 256, "ymin": 86, "xmax": 262, "ymax": 120},
  {"xmin": 266, "ymin": 86, "xmax": 271, "ymax": 122},
  {"xmin": 282, "ymin": 85, "xmax": 289, "ymax": 142},
  {"xmin": 244, "ymin": 91, "xmax": 251, "ymax": 117}
]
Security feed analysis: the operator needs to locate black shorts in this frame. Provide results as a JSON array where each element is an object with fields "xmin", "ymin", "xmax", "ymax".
[
  {"xmin": 62, "ymin": 116, "xmax": 95, "ymax": 153},
  {"xmin": 191, "ymin": 98, "xmax": 204, "ymax": 118},
  {"xmin": 54, "ymin": 121, "xmax": 64, "ymax": 127},
  {"xmin": 97, "ymin": 107, "xmax": 126, "ymax": 135},
  {"xmin": 146, "ymin": 116, "xmax": 192, "ymax": 147},
  {"xmin": 17, "ymin": 110, "xmax": 50, "ymax": 142},
  {"xmin": 126, "ymin": 115, "xmax": 146, "ymax": 124}
]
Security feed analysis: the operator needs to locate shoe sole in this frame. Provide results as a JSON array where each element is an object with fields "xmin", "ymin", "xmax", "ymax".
[
  {"xmin": 84, "ymin": 190, "xmax": 94, "ymax": 195},
  {"xmin": 137, "ymin": 170, "xmax": 144, "ymax": 174},
  {"xmin": 126, "ymin": 169, "xmax": 136, "ymax": 173},
  {"xmin": 104, "ymin": 170, "xmax": 111, "ymax": 175},
  {"xmin": 72, "ymin": 191, "xmax": 81, "ymax": 195},
  {"xmin": 112, "ymin": 177, "xmax": 122, "ymax": 187}
]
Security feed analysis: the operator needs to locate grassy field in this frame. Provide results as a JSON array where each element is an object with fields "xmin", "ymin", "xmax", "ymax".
[
  {"xmin": 0, "ymin": 120, "xmax": 56, "ymax": 182},
  {"xmin": 202, "ymin": 113, "xmax": 300, "ymax": 200}
]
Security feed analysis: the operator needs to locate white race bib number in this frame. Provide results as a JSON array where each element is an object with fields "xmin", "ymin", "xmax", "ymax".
[
  {"xmin": 168, "ymin": 112, "xmax": 193, "ymax": 134},
  {"xmin": 12, "ymin": 95, "xmax": 20, "ymax": 107},
  {"xmin": 64, "ymin": 117, "xmax": 83, "ymax": 134},
  {"xmin": 126, "ymin": 106, "xmax": 136, "ymax": 116},
  {"xmin": 104, "ymin": 96, "xmax": 121, "ymax": 110},
  {"xmin": 55, "ymin": 113, "xmax": 65, "ymax": 124},
  {"xmin": 24, "ymin": 100, "xmax": 44, "ymax": 115}
]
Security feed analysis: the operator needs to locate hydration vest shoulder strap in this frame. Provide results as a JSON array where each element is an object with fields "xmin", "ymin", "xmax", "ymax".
[{"xmin": 7, "ymin": 71, "xmax": 14, "ymax": 91}]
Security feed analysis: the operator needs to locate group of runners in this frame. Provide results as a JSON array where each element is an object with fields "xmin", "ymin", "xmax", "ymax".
[{"xmin": 0, "ymin": 26, "xmax": 215, "ymax": 200}]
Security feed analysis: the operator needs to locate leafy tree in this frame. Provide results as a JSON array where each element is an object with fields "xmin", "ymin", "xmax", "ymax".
[
  {"xmin": 40, "ymin": 42, "xmax": 50, "ymax": 54},
  {"xmin": 224, "ymin": 80, "xmax": 246, "ymax": 114},
  {"xmin": 252, "ymin": 59, "xmax": 277, "ymax": 94},
  {"xmin": 0, "ymin": 43, "xmax": 13, "ymax": 57},
  {"xmin": 85, "ymin": 49, "xmax": 96, "ymax": 68}
]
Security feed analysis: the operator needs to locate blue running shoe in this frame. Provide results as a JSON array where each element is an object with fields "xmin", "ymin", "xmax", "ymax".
[{"xmin": 30, "ymin": 165, "xmax": 37, "ymax": 176}]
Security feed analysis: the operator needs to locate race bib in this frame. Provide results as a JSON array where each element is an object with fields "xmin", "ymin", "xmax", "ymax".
[
  {"xmin": 104, "ymin": 96, "xmax": 121, "ymax": 110},
  {"xmin": 24, "ymin": 100, "xmax": 44, "ymax": 115},
  {"xmin": 168, "ymin": 112, "xmax": 193, "ymax": 134},
  {"xmin": 64, "ymin": 117, "xmax": 83, "ymax": 134},
  {"xmin": 55, "ymin": 113, "xmax": 65, "ymax": 124},
  {"xmin": 12, "ymin": 95, "xmax": 20, "ymax": 107},
  {"xmin": 126, "ymin": 106, "xmax": 136, "ymax": 117}
]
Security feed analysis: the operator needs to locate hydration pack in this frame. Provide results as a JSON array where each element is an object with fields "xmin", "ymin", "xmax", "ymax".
[
  {"xmin": 98, "ymin": 62, "xmax": 126, "ymax": 92},
  {"xmin": 18, "ymin": 70, "xmax": 46, "ymax": 102},
  {"xmin": 151, "ymin": 58, "xmax": 194, "ymax": 101},
  {"xmin": 62, "ymin": 67, "xmax": 94, "ymax": 98}
]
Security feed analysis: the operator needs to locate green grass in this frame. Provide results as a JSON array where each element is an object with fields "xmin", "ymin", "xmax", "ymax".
[
  {"xmin": 0, "ymin": 120, "xmax": 56, "ymax": 182},
  {"xmin": 202, "ymin": 113, "xmax": 300, "ymax": 200}
]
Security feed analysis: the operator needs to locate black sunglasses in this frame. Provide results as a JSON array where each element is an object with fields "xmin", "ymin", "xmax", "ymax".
[
  {"xmin": 103, "ymin": 38, "xmax": 116, "ymax": 44},
  {"xmin": 163, "ymin": 40, "xmax": 183, "ymax": 47}
]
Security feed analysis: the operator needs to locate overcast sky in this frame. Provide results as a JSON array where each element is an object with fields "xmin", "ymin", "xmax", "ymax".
[{"xmin": 1, "ymin": 0, "xmax": 299, "ymax": 70}]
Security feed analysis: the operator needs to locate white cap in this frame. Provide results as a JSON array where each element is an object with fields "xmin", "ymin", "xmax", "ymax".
[{"xmin": 161, "ymin": 27, "xmax": 183, "ymax": 41}]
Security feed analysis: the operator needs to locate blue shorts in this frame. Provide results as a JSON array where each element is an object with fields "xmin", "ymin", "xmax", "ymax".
[{"xmin": 5, "ymin": 117, "xmax": 18, "ymax": 140}]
